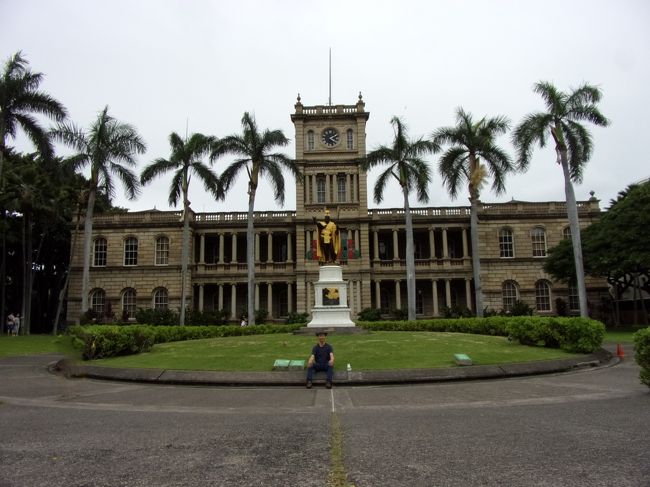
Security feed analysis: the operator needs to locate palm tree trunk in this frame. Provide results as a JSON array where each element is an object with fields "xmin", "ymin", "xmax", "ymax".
[
  {"xmin": 80, "ymin": 188, "xmax": 96, "ymax": 317},
  {"xmin": 247, "ymin": 191, "xmax": 256, "ymax": 325},
  {"xmin": 179, "ymin": 195, "xmax": 191, "ymax": 326},
  {"xmin": 53, "ymin": 203, "xmax": 83, "ymax": 334},
  {"xmin": 559, "ymin": 151, "xmax": 588, "ymax": 318},
  {"xmin": 469, "ymin": 196, "xmax": 484, "ymax": 317},
  {"xmin": 403, "ymin": 188, "xmax": 416, "ymax": 321}
]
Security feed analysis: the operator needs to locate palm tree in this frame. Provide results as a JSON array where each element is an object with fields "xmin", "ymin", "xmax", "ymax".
[
  {"xmin": 51, "ymin": 106, "xmax": 146, "ymax": 318},
  {"xmin": 212, "ymin": 112, "xmax": 300, "ymax": 325},
  {"xmin": 0, "ymin": 51, "xmax": 67, "ymax": 182},
  {"xmin": 141, "ymin": 132, "xmax": 223, "ymax": 325},
  {"xmin": 361, "ymin": 116, "xmax": 439, "ymax": 321},
  {"xmin": 432, "ymin": 108, "xmax": 513, "ymax": 317},
  {"xmin": 512, "ymin": 82, "xmax": 609, "ymax": 318}
]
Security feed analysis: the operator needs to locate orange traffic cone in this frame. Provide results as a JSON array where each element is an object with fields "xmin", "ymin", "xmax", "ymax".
[{"xmin": 616, "ymin": 343, "xmax": 625, "ymax": 359}]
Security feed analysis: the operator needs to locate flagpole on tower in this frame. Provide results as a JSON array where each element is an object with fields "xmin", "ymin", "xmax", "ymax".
[{"xmin": 328, "ymin": 47, "xmax": 332, "ymax": 106}]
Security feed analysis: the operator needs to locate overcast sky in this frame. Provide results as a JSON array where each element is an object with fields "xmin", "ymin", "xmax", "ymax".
[{"xmin": 3, "ymin": 0, "xmax": 649, "ymax": 213}]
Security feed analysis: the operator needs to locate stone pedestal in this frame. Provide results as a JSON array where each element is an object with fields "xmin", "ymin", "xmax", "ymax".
[{"xmin": 307, "ymin": 265, "xmax": 356, "ymax": 328}]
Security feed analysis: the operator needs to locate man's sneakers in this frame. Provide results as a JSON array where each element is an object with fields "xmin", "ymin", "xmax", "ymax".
[
  {"xmin": 326, "ymin": 381, "xmax": 332, "ymax": 389},
  {"xmin": 306, "ymin": 381, "xmax": 312, "ymax": 389},
  {"xmin": 306, "ymin": 380, "xmax": 333, "ymax": 389}
]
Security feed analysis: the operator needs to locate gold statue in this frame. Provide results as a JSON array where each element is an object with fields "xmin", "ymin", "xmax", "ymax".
[{"xmin": 313, "ymin": 210, "xmax": 340, "ymax": 264}]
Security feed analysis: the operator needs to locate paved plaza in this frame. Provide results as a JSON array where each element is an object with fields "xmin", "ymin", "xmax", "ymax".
[{"xmin": 1, "ymin": 344, "xmax": 648, "ymax": 486}]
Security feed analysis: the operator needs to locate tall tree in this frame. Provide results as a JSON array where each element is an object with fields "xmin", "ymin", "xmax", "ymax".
[
  {"xmin": 51, "ymin": 106, "xmax": 146, "ymax": 318},
  {"xmin": 432, "ymin": 108, "xmax": 513, "ymax": 317},
  {"xmin": 141, "ymin": 132, "xmax": 223, "ymax": 325},
  {"xmin": 212, "ymin": 112, "xmax": 300, "ymax": 325},
  {"xmin": 361, "ymin": 117, "xmax": 439, "ymax": 321},
  {"xmin": 0, "ymin": 51, "xmax": 66, "ymax": 183},
  {"xmin": 513, "ymin": 81, "xmax": 609, "ymax": 317}
]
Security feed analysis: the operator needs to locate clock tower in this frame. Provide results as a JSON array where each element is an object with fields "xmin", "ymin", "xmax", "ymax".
[{"xmin": 291, "ymin": 93, "xmax": 372, "ymax": 317}]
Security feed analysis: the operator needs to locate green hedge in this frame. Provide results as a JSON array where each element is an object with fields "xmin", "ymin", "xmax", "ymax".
[
  {"xmin": 633, "ymin": 327, "xmax": 650, "ymax": 388},
  {"xmin": 359, "ymin": 316, "xmax": 605, "ymax": 353},
  {"xmin": 68, "ymin": 323, "xmax": 303, "ymax": 360}
]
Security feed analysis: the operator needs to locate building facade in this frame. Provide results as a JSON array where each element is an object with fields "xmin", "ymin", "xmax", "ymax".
[{"xmin": 65, "ymin": 96, "xmax": 607, "ymax": 323}]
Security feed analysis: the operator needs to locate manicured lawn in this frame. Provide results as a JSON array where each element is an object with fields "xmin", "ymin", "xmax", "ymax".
[
  {"xmin": 605, "ymin": 328, "xmax": 647, "ymax": 344},
  {"xmin": 0, "ymin": 335, "xmax": 78, "ymax": 358},
  {"xmin": 92, "ymin": 331, "xmax": 579, "ymax": 371}
]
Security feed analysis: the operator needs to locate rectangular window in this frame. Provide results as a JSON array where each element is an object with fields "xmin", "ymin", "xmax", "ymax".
[
  {"xmin": 124, "ymin": 238, "xmax": 138, "ymax": 266},
  {"xmin": 155, "ymin": 237, "xmax": 169, "ymax": 265},
  {"xmin": 535, "ymin": 282, "xmax": 551, "ymax": 311},
  {"xmin": 93, "ymin": 238, "xmax": 107, "ymax": 266},
  {"xmin": 307, "ymin": 131, "xmax": 315, "ymax": 151},
  {"xmin": 337, "ymin": 175, "xmax": 346, "ymax": 202},
  {"xmin": 316, "ymin": 177, "xmax": 326, "ymax": 203},
  {"xmin": 568, "ymin": 286, "xmax": 579, "ymax": 311},
  {"xmin": 346, "ymin": 129, "xmax": 354, "ymax": 150},
  {"xmin": 531, "ymin": 229, "xmax": 547, "ymax": 257},
  {"xmin": 499, "ymin": 229, "xmax": 514, "ymax": 258}
]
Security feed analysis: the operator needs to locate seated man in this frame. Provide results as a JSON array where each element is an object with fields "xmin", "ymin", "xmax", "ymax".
[{"xmin": 306, "ymin": 331, "xmax": 334, "ymax": 389}]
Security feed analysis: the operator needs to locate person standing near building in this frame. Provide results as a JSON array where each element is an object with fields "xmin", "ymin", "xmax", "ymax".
[
  {"xmin": 12, "ymin": 314, "xmax": 20, "ymax": 336},
  {"xmin": 6, "ymin": 313, "xmax": 15, "ymax": 336}
]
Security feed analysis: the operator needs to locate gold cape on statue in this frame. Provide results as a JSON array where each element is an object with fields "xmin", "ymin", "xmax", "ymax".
[{"xmin": 315, "ymin": 219, "xmax": 341, "ymax": 263}]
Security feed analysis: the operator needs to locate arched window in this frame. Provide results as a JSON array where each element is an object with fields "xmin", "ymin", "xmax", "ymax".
[
  {"xmin": 93, "ymin": 237, "xmax": 107, "ymax": 266},
  {"xmin": 530, "ymin": 227, "xmax": 547, "ymax": 257},
  {"xmin": 502, "ymin": 280, "xmax": 518, "ymax": 312},
  {"xmin": 155, "ymin": 236, "xmax": 169, "ymax": 265},
  {"xmin": 499, "ymin": 228, "xmax": 514, "ymax": 258},
  {"xmin": 90, "ymin": 288, "xmax": 106, "ymax": 315},
  {"xmin": 122, "ymin": 288, "xmax": 136, "ymax": 319},
  {"xmin": 153, "ymin": 288, "xmax": 168, "ymax": 310},
  {"xmin": 562, "ymin": 226, "xmax": 572, "ymax": 240},
  {"xmin": 535, "ymin": 280, "xmax": 551, "ymax": 311},
  {"xmin": 346, "ymin": 129, "xmax": 354, "ymax": 149},
  {"xmin": 124, "ymin": 237, "xmax": 138, "ymax": 266},
  {"xmin": 307, "ymin": 130, "xmax": 315, "ymax": 151}
]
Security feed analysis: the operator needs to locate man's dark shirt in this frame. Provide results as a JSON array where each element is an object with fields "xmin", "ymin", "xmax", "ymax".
[{"xmin": 311, "ymin": 343, "xmax": 333, "ymax": 366}]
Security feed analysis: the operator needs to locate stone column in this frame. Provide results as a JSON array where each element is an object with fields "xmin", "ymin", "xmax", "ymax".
[
  {"xmin": 373, "ymin": 231, "xmax": 379, "ymax": 261},
  {"xmin": 346, "ymin": 174, "xmax": 351, "ymax": 202},
  {"xmin": 356, "ymin": 281, "xmax": 361, "ymax": 315},
  {"xmin": 465, "ymin": 278, "xmax": 473, "ymax": 311},
  {"xmin": 393, "ymin": 228, "xmax": 399, "ymax": 260},
  {"xmin": 462, "ymin": 228, "xmax": 469, "ymax": 258},
  {"xmin": 232, "ymin": 233, "xmax": 237, "ymax": 263},
  {"xmin": 287, "ymin": 233, "xmax": 293, "ymax": 262},
  {"xmin": 432, "ymin": 279, "xmax": 439, "ymax": 316},
  {"xmin": 218, "ymin": 233, "xmax": 224, "ymax": 263},
  {"xmin": 230, "ymin": 284, "xmax": 237, "ymax": 320},
  {"xmin": 445, "ymin": 279, "xmax": 451, "ymax": 308},
  {"xmin": 395, "ymin": 281, "xmax": 401, "ymax": 310},
  {"xmin": 442, "ymin": 228, "xmax": 449, "ymax": 259},
  {"xmin": 218, "ymin": 284, "xmax": 224, "ymax": 310},
  {"xmin": 255, "ymin": 283, "xmax": 260, "ymax": 311},
  {"xmin": 199, "ymin": 234, "xmax": 205, "ymax": 264},
  {"xmin": 267, "ymin": 282, "xmax": 273, "ymax": 318},
  {"xmin": 312, "ymin": 176, "xmax": 317, "ymax": 204},
  {"xmin": 375, "ymin": 281, "xmax": 381, "ymax": 309},
  {"xmin": 349, "ymin": 280, "xmax": 354, "ymax": 313},
  {"xmin": 267, "ymin": 232, "xmax": 273, "ymax": 263},
  {"xmin": 198, "ymin": 284, "xmax": 204, "ymax": 311},
  {"xmin": 354, "ymin": 229, "xmax": 360, "ymax": 256},
  {"xmin": 287, "ymin": 282, "xmax": 293, "ymax": 314},
  {"xmin": 255, "ymin": 233, "xmax": 260, "ymax": 262},
  {"xmin": 325, "ymin": 175, "xmax": 330, "ymax": 204},
  {"xmin": 429, "ymin": 227, "xmax": 436, "ymax": 260}
]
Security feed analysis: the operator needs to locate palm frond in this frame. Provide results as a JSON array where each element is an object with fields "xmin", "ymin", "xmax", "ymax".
[
  {"xmin": 168, "ymin": 169, "xmax": 184, "ymax": 206},
  {"xmin": 512, "ymin": 113, "xmax": 553, "ymax": 169},
  {"xmin": 373, "ymin": 167, "xmax": 394, "ymax": 204},
  {"xmin": 140, "ymin": 157, "xmax": 177, "ymax": 184},
  {"xmin": 438, "ymin": 146, "xmax": 469, "ymax": 199}
]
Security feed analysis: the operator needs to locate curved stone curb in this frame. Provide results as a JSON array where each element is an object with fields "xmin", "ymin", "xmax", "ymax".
[{"xmin": 51, "ymin": 348, "xmax": 614, "ymax": 387}]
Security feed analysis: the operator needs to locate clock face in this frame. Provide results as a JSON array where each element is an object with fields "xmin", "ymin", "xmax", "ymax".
[{"xmin": 321, "ymin": 127, "xmax": 340, "ymax": 147}]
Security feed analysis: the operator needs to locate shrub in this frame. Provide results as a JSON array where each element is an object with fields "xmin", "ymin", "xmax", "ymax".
[
  {"xmin": 67, "ymin": 323, "xmax": 304, "ymax": 360},
  {"xmin": 633, "ymin": 327, "xmax": 650, "ymax": 387},
  {"xmin": 185, "ymin": 309, "xmax": 229, "ymax": 326},
  {"xmin": 509, "ymin": 300, "xmax": 534, "ymax": 316},
  {"xmin": 285, "ymin": 312, "xmax": 309, "ymax": 324},
  {"xmin": 135, "ymin": 308, "xmax": 179, "ymax": 326},
  {"xmin": 255, "ymin": 309, "xmax": 268, "ymax": 324},
  {"xmin": 555, "ymin": 298, "xmax": 568, "ymax": 317},
  {"xmin": 357, "ymin": 307, "xmax": 382, "ymax": 321},
  {"xmin": 359, "ymin": 316, "xmax": 604, "ymax": 353},
  {"xmin": 391, "ymin": 308, "xmax": 408, "ymax": 321},
  {"xmin": 441, "ymin": 305, "xmax": 473, "ymax": 319}
]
